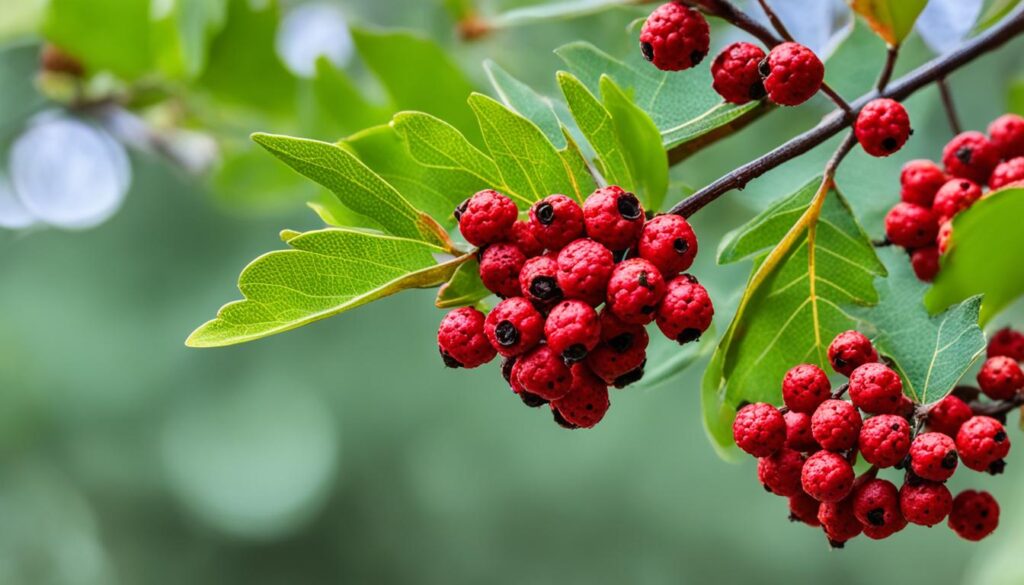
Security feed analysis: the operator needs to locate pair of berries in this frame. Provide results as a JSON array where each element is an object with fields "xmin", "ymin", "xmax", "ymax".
[
  {"xmin": 437, "ymin": 187, "xmax": 714, "ymax": 429},
  {"xmin": 885, "ymin": 113, "xmax": 1024, "ymax": 282},
  {"xmin": 733, "ymin": 330, "xmax": 1007, "ymax": 546}
]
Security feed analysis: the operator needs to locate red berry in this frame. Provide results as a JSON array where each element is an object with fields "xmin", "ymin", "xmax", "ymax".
[
  {"xmin": 853, "ymin": 479, "xmax": 906, "ymax": 539},
  {"xmin": 937, "ymin": 220, "xmax": 953, "ymax": 254},
  {"xmin": 849, "ymin": 362, "xmax": 904, "ymax": 414},
  {"xmin": 949, "ymin": 490, "xmax": 999, "ymax": 541},
  {"xmin": 509, "ymin": 220, "xmax": 545, "ymax": 257},
  {"xmin": 637, "ymin": 214, "xmax": 698, "ymax": 278},
  {"xmin": 760, "ymin": 42, "xmax": 824, "ymax": 107},
  {"xmin": 858, "ymin": 415, "xmax": 911, "ymax": 468},
  {"xmin": 583, "ymin": 186, "xmax": 645, "ymax": 251},
  {"xmin": 988, "ymin": 327, "xmax": 1024, "ymax": 360},
  {"xmin": 989, "ymin": 156, "xmax": 1024, "ymax": 190},
  {"xmin": 757, "ymin": 448, "xmax": 805, "ymax": 497},
  {"xmin": 733, "ymin": 402, "xmax": 786, "ymax": 457},
  {"xmin": 516, "ymin": 345, "xmax": 573, "ymax": 401},
  {"xmin": 900, "ymin": 160, "xmax": 947, "ymax": 207},
  {"xmin": 782, "ymin": 364, "xmax": 831, "ymax": 414},
  {"xmin": 818, "ymin": 497, "xmax": 862, "ymax": 546},
  {"xmin": 484, "ymin": 297, "xmax": 544, "ymax": 357},
  {"xmin": 977, "ymin": 356, "xmax": 1024, "ymax": 400},
  {"xmin": 900, "ymin": 480, "xmax": 952, "ymax": 527},
  {"xmin": 655, "ymin": 274, "xmax": 714, "ymax": 344},
  {"xmin": 988, "ymin": 113, "xmax": 1024, "ymax": 159},
  {"xmin": 456, "ymin": 189, "xmax": 517, "ymax": 247},
  {"xmin": 478, "ymin": 243, "xmax": 526, "ymax": 298},
  {"xmin": 551, "ymin": 364, "xmax": 610, "ymax": 429},
  {"xmin": 598, "ymin": 307, "xmax": 650, "ymax": 349},
  {"xmin": 437, "ymin": 307, "xmax": 496, "ymax": 368},
  {"xmin": 933, "ymin": 179, "xmax": 982, "ymax": 222},
  {"xmin": 855, "ymin": 99, "xmax": 911, "ymax": 157},
  {"xmin": 544, "ymin": 300, "xmax": 601, "ymax": 363},
  {"xmin": 811, "ymin": 399, "xmax": 862, "ymax": 452},
  {"xmin": 802, "ymin": 450, "xmax": 855, "ymax": 503},
  {"xmin": 556, "ymin": 238, "xmax": 615, "ymax": 306},
  {"xmin": 910, "ymin": 432, "xmax": 959, "ymax": 481},
  {"xmin": 710, "ymin": 41, "xmax": 767, "ymax": 104},
  {"xmin": 942, "ymin": 131, "xmax": 1000, "ymax": 184},
  {"xmin": 784, "ymin": 411, "xmax": 818, "ymax": 452},
  {"xmin": 607, "ymin": 258, "xmax": 666, "ymax": 325},
  {"xmin": 910, "ymin": 246, "xmax": 940, "ymax": 282},
  {"xmin": 519, "ymin": 255, "xmax": 562, "ymax": 303},
  {"xmin": 639, "ymin": 2, "xmax": 710, "ymax": 72},
  {"xmin": 788, "ymin": 492, "xmax": 821, "ymax": 526},
  {"xmin": 586, "ymin": 310, "xmax": 649, "ymax": 384},
  {"xmin": 956, "ymin": 415, "xmax": 1011, "ymax": 473},
  {"xmin": 828, "ymin": 330, "xmax": 878, "ymax": 376},
  {"xmin": 927, "ymin": 395, "xmax": 974, "ymax": 437},
  {"xmin": 884, "ymin": 202, "xmax": 939, "ymax": 249},
  {"xmin": 529, "ymin": 194, "xmax": 584, "ymax": 250}
]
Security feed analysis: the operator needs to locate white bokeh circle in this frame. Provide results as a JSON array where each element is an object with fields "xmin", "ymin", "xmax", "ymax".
[
  {"xmin": 275, "ymin": 2, "xmax": 354, "ymax": 78},
  {"xmin": 0, "ymin": 173, "xmax": 37, "ymax": 230}
]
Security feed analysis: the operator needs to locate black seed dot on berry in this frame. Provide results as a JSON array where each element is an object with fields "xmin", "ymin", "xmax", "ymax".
[
  {"xmin": 995, "ymin": 431, "xmax": 1007, "ymax": 442},
  {"xmin": 453, "ymin": 199, "xmax": 469, "ymax": 221},
  {"xmin": 956, "ymin": 146, "xmax": 973, "ymax": 164},
  {"xmin": 981, "ymin": 509, "xmax": 990, "ymax": 518},
  {"xmin": 833, "ymin": 356, "xmax": 848, "ymax": 369},
  {"xmin": 530, "ymin": 276, "xmax": 561, "ymax": 301},
  {"xmin": 882, "ymin": 137, "xmax": 898, "ymax": 151},
  {"xmin": 867, "ymin": 508, "xmax": 885, "ymax": 526},
  {"xmin": 547, "ymin": 381, "xmax": 554, "ymax": 390},
  {"xmin": 638, "ymin": 271, "xmax": 652, "ymax": 289},
  {"xmin": 440, "ymin": 348, "xmax": 462, "ymax": 369},
  {"xmin": 758, "ymin": 57, "xmax": 771, "ymax": 78},
  {"xmin": 614, "ymin": 363, "xmax": 646, "ymax": 388},
  {"xmin": 676, "ymin": 328, "xmax": 702, "ymax": 344},
  {"xmin": 763, "ymin": 484, "xmax": 773, "ymax": 493},
  {"xmin": 690, "ymin": 49, "xmax": 706, "ymax": 66},
  {"xmin": 828, "ymin": 540, "xmax": 845, "ymax": 550},
  {"xmin": 641, "ymin": 305, "xmax": 656, "ymax": 314},
  {"xmin": 519, "ymin": 391, "xmax": 548, "ymax": 408},
  {"xmin": 891, "ymin": 423, "xmax": 900, "ymax": 431},
  {"xmin": 617, "ymin": 193, "xmax": 643, "ymax": 220},
  {"xmin": 562, "ymin": 344, "xmax": 588, "ymax": 364},
  {"xmin": 682, "ymin": 273, "xmax": 699, "ymax": 284},
  {"xmin": 585, "ymin": 403, "xmax": 593, "ymax": 411},
  {"xmin": 553, "ymin": 408, "xmax": 579, "ymax": 429},
  {"xmin": 609, "ymin": 333, "xmax": 633, "ymax": 353},
  {"xmin": 535, "ymin": 202, "xmax": 555, "ymax": 225},
  {"xmin": 673, "ymin": 237, "xmax": 690, "ymax": 255},
  {"xmin": 988, "ymin": 459, "xmax": 1006, "ymax": 475},
  {"xmin": 749, "ymin": 81, "xmax": 767, "ymax": 101},
  {"xmin": 501, "ymin": 357, "xmax": 516, "ymax": 382},
  {"xmin": 959, "ymin": 181, "xmax": 971, "ymax": 190},
  {"xmin": 640, "ymin": 42, "xmax": 654, "ymax": 62},
  {"xmin": 942, "ymin": 451, "xmax": 959, "ymax": 469},
  {"xmin": 495, "ymin": 320, "xmax": 519, "ymax": 347}
]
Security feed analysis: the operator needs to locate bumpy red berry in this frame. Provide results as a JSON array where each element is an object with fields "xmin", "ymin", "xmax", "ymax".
[
  {"xmin": 818, "ymin": 497, "xmax": 862, "ymax": 546},
  {"xmin": 607, "ymin": 258, "xmax": 666, "ymax": 325},
  {"xmin": 782, "ymin": 364, "xmax": 831, "ymax": 414},
  {"xmin": 519, "ymin": 255, "xmax": 562, "ymax": 303},
  {"xmin": 989, "ymin": 156, "xmax": 1024, "ymax": 190},
  {"xmin": 802, "ymin": 450, "xmax": 855, "ymax": 503},
  {"xmin": 988, "ymin": 327, "xmax": 1024, "ymax": 360},
  {"xmin": 556, "ymin": 238, "xmax": 615, "ymax": 306},
  {"xmin": 437, "ymin": 307, "xmax": 497, "ymax": 368},
  {"xmin": 855, "ymin": 99, "xmax": 911, "ymax": 157},
  {"xmin": 456, "ymin": 189, "xmax": 517, "ymax": 247},
  {"xmin": 858, "ymin": 415, "xmax": 911, "ymax": 468},
  {"xmin": 927, "ymin": 395, "xmax": 974, "ymax": 437},
  {"xmin": 988, "ymin": 113, "xmax": 1024, "ymax": 159},
  {"xmin": 637, "ymin": 214, "xmax": 698, "ymax": 278},
  {"xmin": 508, "ymin": 358, "xmax": 548, "ymax": 407},
  {"xmin": 900, "ymin": 160, "xmax": 947, "ymax": 207},
  {"xmin": 479, "ymin": 243, "xmax": 526, "ymax": 298},
  {"xmin": 516, "ymin": 345, "xmax": 573, "ymax": 401},
  {"xmin": 655, "ymin": 274, "xmax": 714, "ymax": 344},
  {"xmin": 849, "ymin": 362, "xmax": 904, "ymax": 414},
  {"xmin": 711, "ymin": 42, "xmax": 767, "ymax": 104},
  {"xmin": 587, "ymin": 310, "xmax": 649, "ymax": 384},
  {"xmin": 828, "ymin": 330, "xmax": 879, "ymax": 376},
  {"xmin": 949, "ymin": 490, "xmax": 999, "ymax": 541},
  {"xmin": 757, "ymin": 448, "xmax": 805, "ymax": 497},
  {"xmin": 854, "ymin": 479, "xmax": 905, "ymax": 539},
  {"xmin": 884, "ymin": 202, "xmax": 939, "ymax": 248},
  {"xmin": 551, "ymin": 364, "xmax": 610, "ymax": 429},
  {"xmin": 639, "ymin": 2, "xmax": 710, "ymax": 72},
  {"xmin": 509, "ymin": 220, "xmax": 545, "ymax": 257},
  {"xmin": 544, "ymin": 300, "xmax": 601, "ymax": 363},
  {"xmin": 911, "ymin": 246, "xmax": 940, "ymax": 282},
  {"xmin": 811, "ymin": 399, "xmax": 862, "ymax": 452},
  {"xmin": 933, "ymin": 179, "xmax": 982, "ymax": 222},
  {"xmin": 760, "ymin": 42, "xmax": 824, "ymax": 107},
  {"xmin": 733, "ymin": 402, "xmax": 786, "ymax": 457},
  {"xmin": 583, "ymin": 186, "xmax": 645, "ymax": 251},
  {"xmin": 484, "ymin": 297, "xmax": 544, "ymax": 357},
  {"xmin": 977, "ymin": 356, "xmax": 1024, "ymax": 400},
  {"xmin": 910, "ymin": 432, "xmax": 959, "ymax": 481},
  {"xmin": 900, "ymin": 480, "xmax": 952, "ymax": 527},
  {"xmin": 529, "ymin": 194, "xmax": 584, "ymax": 250},
  {"xmin": 942, "ymin": 131, "xmax": 1000, "ymax": 184},
  {"xmin": 784, "ymin": 411, "xmax": 818, "ymax": 452},
  {"xmin": 789, "ymin": 492, "xmax": 821, "ymax": 526},
  {"xmin": 956, "ymin": 416, "xmax": 1011, "ymax": 473}
]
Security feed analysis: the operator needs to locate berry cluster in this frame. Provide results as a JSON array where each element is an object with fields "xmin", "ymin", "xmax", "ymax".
[
  {"xmin": 733, "ymin": 329, "xmax": 1018, "ymax": 547},
  {"xmin": 437, "ymin": 187, "xmax": 714, "ymax": 429},
  {"xmin": 885, "ymin": 113, "xmax": 1024, "ymax": 282}
]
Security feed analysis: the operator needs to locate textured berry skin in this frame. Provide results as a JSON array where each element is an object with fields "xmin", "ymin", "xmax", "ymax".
[
  {"xmin": 516, "ymin": 345, "xmax": 573, "ymax": 401},
  {"xmin": 884, "ymin": 202, "xmax": 939, "ymax": 249},
  {"xmin": 556, "ymin": 238, "xmax": 615, "ymax": 306},
  {"xmin": 988, "ymin": 327, "xmax": 1024, "ymax": 360},
  {"xmin": 757, "ymin": 448, "xmax": 805, "ymax": 497},
  {"xmin": 637, "ymin": 214, "xmax": 698, "ymax": 278},
  {"xmin": 977, "ymin": 356, "xmax": 1024, "ymax": 400},
  {"xmin": 956, "ymin": 416, "xmax": 1011, "ymax": 472},
  {"xmin": 927, "ymin": 395, "xmax": 974, "ymax": 437},
  {"xmin": 900, "ymin": 160, "xmax": 947, "ymax": 207},
  {"xmin": 910, "ymin": 432, "xmax": 959, "ymax": 481},
  {"xmin": 942, "ymin": 131, "xmax": 1000, "ymax": 184},
  {"xmin": 782, "ymin": 364, "xmax": 831, "ymax": 414},
  {"xmin": 855, "ymin": 99, "xmax": 911, "ymax": 157},
  {"xmin": 989, "ymin": 156, "xmax": 1024, "ymax": 190},
  {"xmin": 484, "ymin": 298, "xmax": 544, "ymax": 357},
  {"xmin": 733, "ymin": 402, "xmax": 787, "ymax": 457},
  {"xmin": 655, "ymin": 274, "xmax": 714, "ymax": 344},
  {"xmin": 639, "ymin": 2, "xmax": 710, "ymax": 72},
  {"xmin": 599, "ymin": 307, "xmax": 649, "ymax": 349},
  {"xmin": 551, "ymin": 364, "xmax": 610, "ymax": 429},
  {"xmin": 811, "ymin": 399, "xmax": 862, "ymax": 452},
  {"xmin": 479, "ymin": 243, "xmax": 526, "ymax": 298},
  {"xmin": 509, "ymin": 220, "xmax": 545, "ymax": 257},
  {"xmin": 818, "ymin": 497, "xmax": 862, "ymax": 545},
  {"xmin": 760, "ymin": 42, "xmax": 824, "ymax": 107},
  {"xmin": 587, "ymin": 310, "xmax": 649, "ymax": 384},
  {"xmin": 900, "ymin": 480, "xmax": 952, "ymax": 527},
  {"xmin": 910, "ymin": 246, "xmax": 940, "ymax": 282},
  {"xmin": 937, "ymin": 220, "xmax": 953, "ymax": 255},
  {"xmin": 607, "ymin": 258, "xmax": 666, "ymax": 325},
  {"xmin": 582, "ymin": 186, "xmax": 645, "ymax": 251},
  {"xmin": 949, "ymin": 490, "xmax": 999, "ymax": 541},
  {"xmin": 437, "ymin": 307, "xmax": 497, "ymax": 368},
  {"xmin": 788, "ymin": 492, "xmax": 822, "ymax": 526},
  {"xmin": 544, "ymin": 300, "xmax": 601, "ymax": 363},
  {"xmin": 988, "ymin": 113, "xmax": 1024, "ymax": 159},
  {"xmin": 849, "ymin": 363, "xmax": 904, "ymax": 414},
  {"xmin": 933, "ymin": 179, "xmax": 982, "ymax": 222},
  {"xmin": 784, "ymin": 411, "xmax": 818, "ymax": 452},
  {"xmin": 854, "ymin": 479, "xmax": 905, "ymax": 539},
  {"xmin": 828, "ymin": 330, "xmax": 878, "ymax": 376},
  {"xmin": 802, "ymin": 451, "xmax": 855, "ymax": 503},
  {"xmin": 509, "ymin": 358, "xmax": 549, "ymax": 408},
  {"xmin": 456, "ymin": 190, "xmax": 518, "ymax": 247},
  {"xmin": 529, "ymin": 194, "xmax": 584, "ymax": 250},
  {"xmin": 519, "ymin": 255, "xmax": 562, "ymax": 303},
  {"xmin": 858, "ymin": 415, "xmax": 911, "ymax": 468},
  {"xmin": 711, "ymin": 42, "xmax": 767, "ymax": 104}
]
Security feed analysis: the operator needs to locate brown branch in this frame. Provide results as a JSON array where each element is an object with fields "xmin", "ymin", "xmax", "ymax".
[
  {"xmin": 756, "ymin": 0, "xmax": 795, "ymax": 43},
  {"xmin": 875, "ymin": 45, "xmax": 899, "ymax": 92},
  {"xmin": 936, "ymin": 77, "xmax": 963, "ymax": 134},
  {"xmin": 969, "ymin": 395, "xmax": 1024, "ymax": 418}
]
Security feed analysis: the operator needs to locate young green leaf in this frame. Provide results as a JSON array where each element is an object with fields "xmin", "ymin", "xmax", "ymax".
[
  {"xmin": 435, "ymin": 258, "xmax": 490, "ymax": 309},
  {"xmin": 485, "ymin": 60, "xmax": 567, "ymax": 149},
  {"xmin": 848, "ymin": 0, "xmax": 929, "ymax": 46},
  {"xmin": 150, "ymin": 0, "xmax": 228, "ymax": 79},
  {"xmin": 187, "ymin": 229, "xmax": 468, "ymax": 347},
  {"xmin": 557, "ymin": 72, "xmax": 635, "ymax": 192},
  {"xmin": 600, "ymin": 76, "xmax": 668, "ymax": 212}
]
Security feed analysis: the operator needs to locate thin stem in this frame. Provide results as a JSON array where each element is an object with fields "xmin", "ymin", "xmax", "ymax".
[
  {"xmin": 936, "ymin": 78, "xmax": 963, "ymax": 134},
  {"xmin": 876, "ymin": 45, "xmax": 899, "ymax": 92},
  {"xmin": 756, "ymin": 0, "xmax": 794, "ymax": 42},
  {"xmin": 969, "ymin": 394, "xmax": 1024, "ymax": 418},
  {"xmin": 819, "ymin": 84, "xmax": 853, "ymax": 115}
]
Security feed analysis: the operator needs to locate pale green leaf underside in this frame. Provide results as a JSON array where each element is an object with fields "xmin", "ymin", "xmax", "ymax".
[
  {"xmin": 599, "ymin": 75, "xmax": 669, "ymax": 213},
  {"xmin": 558, "ymin": 72, "xmax": 635, "ymax": 193},
  {"xmin": 485, "ymin": 60, "xmax": 567, "ymax": 149},
  {"xmin": 435, "ymin": 258, "xmax": 490, "ymax": 309}
]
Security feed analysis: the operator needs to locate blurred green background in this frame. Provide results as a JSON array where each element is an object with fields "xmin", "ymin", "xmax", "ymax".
[{"xmin": 2, "ymin": 1, "xmax": 1024, "ymax": 584}]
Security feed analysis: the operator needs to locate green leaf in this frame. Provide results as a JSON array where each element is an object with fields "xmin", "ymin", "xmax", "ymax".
[
  {"xmin": 252, "ymin": 132, "xmax": 447, "ymax": 247},
  {"xmin": 43, "ymin": 0, "xmax": 154, "ymax": 79},
  {"xmin": 187, "ymin": 229, "xmax": 467, "ymax": 347},
  {"xmin": 853, "ymin": 249, "xmax": 986, "ymax": 405},
  {"xmin": 847, "ymin": 0, "xmax": 929, "ymax": 46},
  {"xmin": 926, "ymin": 187, "xmax": 1024, "ymax": 324},
  {"xmin": 702, "ymin": 177, "xmax": 885, "ymax": 458},
  {"xmin": 312, "ymin": 57, "xmax": 391, "ymax": 136},
  {"xmin": 151, "ymin": 0, "xmax": 228, "ymax": 79},
  {"xmin": 306, "ymin": 192, "xmax": 387, "ymax": 232},
  {"xmin": 1009, "ymin": 78, "xmax": 1024, "ymax": 116},
  {"xmin": 599, "ymin": 75, "xmax": 668, "ymax": 212},
  {"xmin": 557, "ymin": 72, "xmax": 635, "ymax": 192},
  {"xmin": 491, "ymin": 0, "xmax": 635, "ymax": 28},
  {"xmin": 977, "ymin": 0, "xmax": 1022, "ymax": 30},
  {"xmin": 484, "ymin": 60, "xmax": 566, "ymax": 149},
  {"xmin": 435, "ymin": 258, "xmax": 490, "ymax": 308}
]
